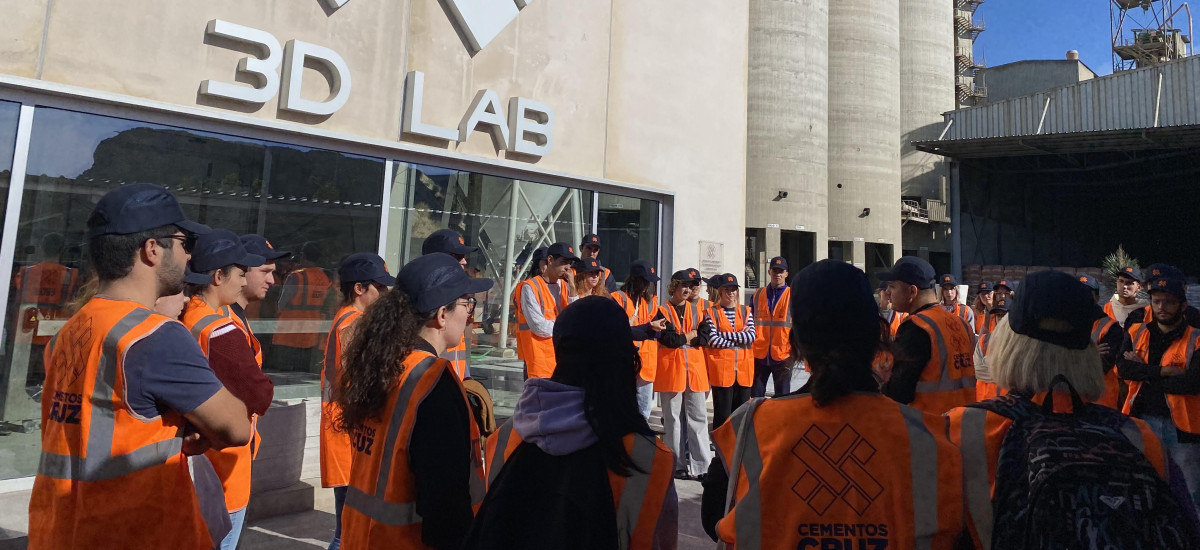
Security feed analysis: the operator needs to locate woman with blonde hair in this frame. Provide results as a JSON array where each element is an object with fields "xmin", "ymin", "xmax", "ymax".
[
  {"xmin": 946, "ymin": 270, "xmax": 1199, "ymax": 549},
  {"xmin": 573, "ymin": 258, "xmax": 610, "ymax": 298}
]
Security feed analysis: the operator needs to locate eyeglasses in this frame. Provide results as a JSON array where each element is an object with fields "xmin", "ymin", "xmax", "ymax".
[
  {"xmin": 457, "ymin": 296, "xmax": 477, "ymax": 316},
  {"xmin": 153, "ymin": 233, "xmax": 195, "ymax": 253}
]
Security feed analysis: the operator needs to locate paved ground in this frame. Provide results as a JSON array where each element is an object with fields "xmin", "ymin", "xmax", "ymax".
[{"xmin": 241, "ymin": 477, "xmax": 715, "ymax": 550}]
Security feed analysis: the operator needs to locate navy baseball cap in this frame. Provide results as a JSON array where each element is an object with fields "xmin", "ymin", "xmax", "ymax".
[
  {"xmin": 995, "ymin": 279, "xmax": 1017, "ymax": 291},
  {"xmin": 240, "ymin": 234, "xmax": 291, "ymax": 261},
  {"xmin": 716, "ymin": 273, "xmax": 740, "ymax": 288},
  {"xmin": 1147, "ymin": 276, "xmax": 1187, "ymax": 300},
  {"xmin": 184, "ymin": 229, "xmax": 265, "ymax": 284},
  {"xmin": 672, "ymin": 268, "xmax": 702, "ymax": 283},
  {"xmin": 629, "ymin": 260, "xmax": 660, "ymax": 282},
  {"xmin": 938, "ymin": 274, "xmax": 959, "ymax": 287},
  {"xmin": 790, "ymin": 260, "xmax": 878, "ymax": 345},
  {"xmin": 992, "ymin": 298, "xmax": 1010, "ymax": 313},
  {"xmin": 769, "ymin": 257, "xmax": 789, "ymax": 271},
  {"xmin": 977, "ymin": 281, "xmax": 994, "ymax": 293},
  {"xmin": 531, "ymin": 247, "xmax": 548, "ymax": 265},
  {"xmin": 1116, "ymin": 266, "xmax": 1143, "ymax": 282},
  {"xmin": 1077, "ymin": 274, "xmax": 1100, "ymax": 292},
  {"xmin": 339, "ymin": 253, "xmax": 396, "ymax": 286},
  {"xmin": 577, "ymin": 258, "xmax": 604, "ymax": 273},
  {"xmin": 88, "ymin": 183, "xmax": 211, "ymax": 237},
  {"xmin": 1008, "ymin": 270, "xmax": 1104, "ymax": 350},
  {"xmin": 546, "ymin": 242, "xmax": 579, "ymax": 261},
  {"xmin": 396, "ymin": 253, "xmax": 494, "ymax": 314},
  {"xmin": 422, "ymin": 229, "xmax": 477, "ymax": 256},
  {"xmin": 876, "ymin": 280, "xmax": 888, "ymax": 291},
  {"xmin": 877, "ymin": 256, "xmax": 936, "ymax": 290},
  {"xmin": 1143, "ymin": 263, "xmax": 1184, "ymax": 285},
  {"xmin": 580, "ymin": 234, "xmax": 601, "ymax": 249}
]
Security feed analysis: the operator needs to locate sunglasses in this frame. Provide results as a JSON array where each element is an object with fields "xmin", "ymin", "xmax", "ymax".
[{"xmin": 153, "ymin": 233, "xmax": 196, "ymax": 253}]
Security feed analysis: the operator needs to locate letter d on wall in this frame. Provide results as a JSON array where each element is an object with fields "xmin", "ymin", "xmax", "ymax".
[{"xmin": 280, "ymin": 40, "xmax": 352, "ymax": 116}]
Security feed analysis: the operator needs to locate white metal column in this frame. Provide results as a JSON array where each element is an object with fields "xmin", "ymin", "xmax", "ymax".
[{"xmin": 0, "ymin": 104, "xmax": 37, "ymax": 423}]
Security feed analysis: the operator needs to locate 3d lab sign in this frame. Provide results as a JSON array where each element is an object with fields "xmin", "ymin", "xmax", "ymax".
[{"xmin": 198, "ymin": 0, "xmax": 553, "ymax": 159}]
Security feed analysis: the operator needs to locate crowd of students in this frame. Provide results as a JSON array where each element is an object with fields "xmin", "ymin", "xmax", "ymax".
[{"xmin": 26, "ymin": 182, "xmax": 1200, "ymax": 549}]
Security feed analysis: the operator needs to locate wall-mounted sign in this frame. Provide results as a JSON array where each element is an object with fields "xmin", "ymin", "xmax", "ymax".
[
  {"xmin": 699, "ymin": 241, "xmax": 723, "ymax": 275},
  {"xmin": 198, "ymin": 0, "xmax": 555, "ymax": 161}
]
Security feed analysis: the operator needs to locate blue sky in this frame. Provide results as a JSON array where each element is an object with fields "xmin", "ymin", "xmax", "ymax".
[{"xmin": 974, "ymin": 0, "xmax": 1116, "ymax": 76}]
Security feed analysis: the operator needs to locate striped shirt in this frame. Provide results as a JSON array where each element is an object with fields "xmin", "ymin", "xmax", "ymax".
[{"xmin": 706, "ymin": 307, "xmax": 756, "ymax": 348}]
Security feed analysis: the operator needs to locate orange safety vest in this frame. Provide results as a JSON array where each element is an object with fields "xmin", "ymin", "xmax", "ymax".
[
  {"xmin": 1103, "ymin": 301, "xmax": 1117, "ymax": 322},
  {"xmin": 29, "ymin": 298, "xmax": 211, "ymax": 549},
  {"xmin": 947, "ymin": 393, "xmax": 1169, "ymax": 550},
  {"xmin": 442, "ymin": 335, "xmax": 468, "ymax": 379},
  {"xmin": 613, "ymin": 291, "xmax": 658, "ymax": 382},
  {"xmin": 972, "ymin": 308, "xmax": 988, "ymax": 334},
  {"xmin": 483, "ymin": 420, "xmax": 675, "ymax": 549},
  {"xmin": 752, "ymin": 286, "xmax": 792, "ymax": 362},
  {"xmin": 340, "ymin": 351, "xmax": 485, "ymax": 549},
  {"xmin": 1091, "ymin": 317, "xmax": 1122, "ymax": 410},
  {"xmin": 945, "ymin": 303, "xmax": 974, "ymax": 328},
  {"xmin": 182, "ymin": 297, "xmax": 256, "ymax": 512},
  {"xmin": 704, "ymin": 304, "xmax": 754, "ymax": 388},
  {"xmin": 655, "ymin": 300, "xmax": 709, "ymax": 393},
  {"xmin": 515, "ymin": 276, "xmax": 569, "ymax": 379},
  {"xmin": 321, "ymin": 305, "xmax": 361, "ymax": 488},
  {"xmin": 274, "ymin": 267, "xmax": 332, "ymax": 349},
  {"xmin": 713, "ymin": 392, "xmax": 964, "ymax": 549},
  {"xmin": 884, "ymin": 309, "xmax": 908, "ymax": 338},
  {"xmin": 1123, "ymin": 323, "xmax": 1200, "ymax": 433},
  {"xmin": 221, "ymin": 304, "xmax": 263, "ymax": 367},
  {"xmin": 15, "ymin": 262, "xmax": 79, "ymax": 346},
  {"xmin": 511, "ymin": 280, "xmax": 526, "ymax": 361},
  {"xmin": 904, "ymin": 307, "xmax": 977, "ymax": 415}
]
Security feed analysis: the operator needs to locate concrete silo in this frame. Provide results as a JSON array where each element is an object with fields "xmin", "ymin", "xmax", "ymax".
[
  {"xmin": 744, "ymin": 0, "xmax": 829, "ymax": 281},
  {"xmin": 827, "ymin": 0, "xmax": 902, "ymax": 271},
  {"xmin": 899, "ymin": 0, "xmax": 956, "ymax": 264}
]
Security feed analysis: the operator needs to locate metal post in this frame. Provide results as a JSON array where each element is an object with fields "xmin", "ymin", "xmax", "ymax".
[
  {"xmin": 255, "ymin": 149, "xmax": 273, "ymax": 236},
  {"xmin": 950, "ymin": 162, "xmax": 963, "ymax": 280},
  {"xmin": 0, "ymin": 104, "xmax": 36, "ymax": 423},
  {"xmin": 497, "ymin": 180, "xmax": 521, "ymax": 351}
]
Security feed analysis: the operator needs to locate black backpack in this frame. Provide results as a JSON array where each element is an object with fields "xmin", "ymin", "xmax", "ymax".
[{"xmin": 969, "ymin": 375, "xmax": 1198, "ymax": 550}]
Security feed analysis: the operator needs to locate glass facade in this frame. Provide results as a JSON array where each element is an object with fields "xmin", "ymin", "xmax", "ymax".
[{"xmin": 0, "ymin": 103, "xmax": 663, "ymax": 480}]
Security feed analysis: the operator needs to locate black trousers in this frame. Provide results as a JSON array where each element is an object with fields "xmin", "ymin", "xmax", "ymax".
[{"xmin": 711, "ymin": 383, "xmax": 751, "ymax": 431}]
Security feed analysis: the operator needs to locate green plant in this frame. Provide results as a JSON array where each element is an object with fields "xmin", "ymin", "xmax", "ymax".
[{"xmin": 1102, "ymin": 245, "xmax": 1138, "ymax": 283}]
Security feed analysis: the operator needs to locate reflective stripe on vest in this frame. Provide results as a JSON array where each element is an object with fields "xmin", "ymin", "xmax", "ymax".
[
  {"xmin": 487, "ymin": 421, "xmax": 515, "ymax": 486},
  {"xmin": 441, "ymin": 348, "xmax": 468, "ymax": 364},
  {"xmin": 1091, "ymin": 317, "xmax": 1116, "ymax": 342},
  {"xmin": 615, "ymin": 434, "xmax": 659, "ymax": 550},
  {"xmin": 322, "ymin": 308, "xmax": 360, "ymax": 402},
  {"xmin": 37, "ymin": 308, "xmax": 183, "ymax": 482},
  {"xmin": 284, "ymin": 269, "xmax": 328, "ymax": 311},
  {"xmin": 189, "ymin": 313, "xmax": 228, "ymax": 345},
  {"xmin": 957, "ymin": 407, "xmax": 993, "ymax": 550},
  {"xmin": 344, "ymin": 356, "xmax": 439, "ymax": 526}
]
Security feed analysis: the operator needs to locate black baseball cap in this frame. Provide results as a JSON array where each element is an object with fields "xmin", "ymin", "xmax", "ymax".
[
  {"xmin": 1077, "ymin": 274, "xmax": 1100, "ymax": 292},
  {"xmin": 184, "ymin": 229, "xmax": 265, "ymax": 284},
  {"xmin": 992, "ymin": 298, "xmax": 1010, "ymax": 313},
  {"xmin": 580, "ymin": 234, "xmax": 601, "ymax": 249},
  {"xmin": 1116, "ymin": 266, "xmax": 1143, "ymax": 282},
  {"xmin": 1007, "ymin": 270, "xmax": 1104, "ymax": 350},
  {"xmin": 531, "ymin": 247, "xmax": 548, "ymax": 265},
  {"xmin": 769, "ymin": 257, "xmax": 789, "ymax": 271},
  {"xmin": 1143, "ymin": 263, "xmax": 1184, "ymax": 285},
  {"xmin": 422, "ymin": 229, "xmax": 477, "ymax": 256},
  {"xmin": 88, "ymin": 183, "xmax": 211, "ymax": 237},
  {"xmin": 339, "ymin": 252, "xmax": 397, "ymax": 286},
  {"xmin": 877, "ymin": 256, "xmax": 936, "ymax": 290},
  {"xmin": 396, "ymin": 253, "xmax": 494, "ymax": 314},
  {"xmin": 672, "ymin": 268, "xmax": 702, "ymax": 283},
  {"xmin": 790, "ymin": 260, "xmax": 878, "ymax": 345},
  {"xmin": 716, "ymin": 273, "xmax": 740, "ymax": 289},
  {"xmin": 577, "ymin": 258, "xmax": 604, "ymax": 273},
  {"xmin": 995, "ymin": 279, "xmax": 1017, "ymax": 291},
  {"xmin": 629, "ymin": 260, "xmax": 660, "ymax": 282},
  {"xmin": 1146, "ymin": 276, "xmax": 1187, "ymax": 300},
  {"xmin": 240, "ymin": 234, "xmax": 291, "ymax": 261},
  {"xmin": 938, "ymin": 274, "xmax": 959, "ymax": 287},
  {"xmin": 977, "ymin": 281, "xmax": 994, "ymax": 293},
  {"xmin": 876, "ymin": 280, "xmax": 888, "ymax": 291},
  {"xmin": 546, "ymin": 242, "xmax": 579, "ymax": 261}
]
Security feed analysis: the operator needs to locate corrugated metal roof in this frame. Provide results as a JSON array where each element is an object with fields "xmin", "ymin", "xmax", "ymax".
[{"xmin": 935, "ymin": 54, "xmax": 1200, "ymax": 140}]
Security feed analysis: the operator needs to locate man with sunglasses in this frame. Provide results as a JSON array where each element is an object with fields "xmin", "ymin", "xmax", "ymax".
[
  {"xmin": 320, "ymin": 252, "xmax": 395, "ymax": 550},
  {"xmin": 29, "ymin": 184, "xmax": 251, "ymax": 549},
  {"xmin": 423, "ymin": 229, "xmax": 480, "ymax": 378}
]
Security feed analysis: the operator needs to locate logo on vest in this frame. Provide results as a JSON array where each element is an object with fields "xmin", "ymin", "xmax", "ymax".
[
  {"xmin": 791, "ymin": 424, "xmax": 883, "ymax": 516},
  {"xmin": 351, "ymin": 424, "xmax": 376, "ymax": 455},
  {"xmin": 1099, "ymin": 495, "xmax": 1126, "ymax": 510}
]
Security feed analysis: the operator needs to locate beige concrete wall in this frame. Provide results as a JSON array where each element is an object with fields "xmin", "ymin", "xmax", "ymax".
[
  {"xmin": 605, "ymin": 0, "xmax": 750, "ymax": 274},
  {"xmin": 0, "ymin": 0, "xmax": 49, "ymax": 78}
]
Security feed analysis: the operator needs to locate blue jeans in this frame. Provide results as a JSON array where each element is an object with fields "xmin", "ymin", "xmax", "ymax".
[
  {"xmin": 636, "ymin": 377, "xmax": 654, "ymax": 419},
  {"xmin": 328, "ymin": 486, "xmax": 348, "ymax": 550},
  {"xmin": 1142, "ymin": 415, "xmax": 1200, "ymax": 517},
  {"xmin": 751, "ymin": 359, "xmax": 792, "ymax": 398},
  {"xmin": 218, "ymin": 507, "xmax": 246, "ymax": 550}
]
